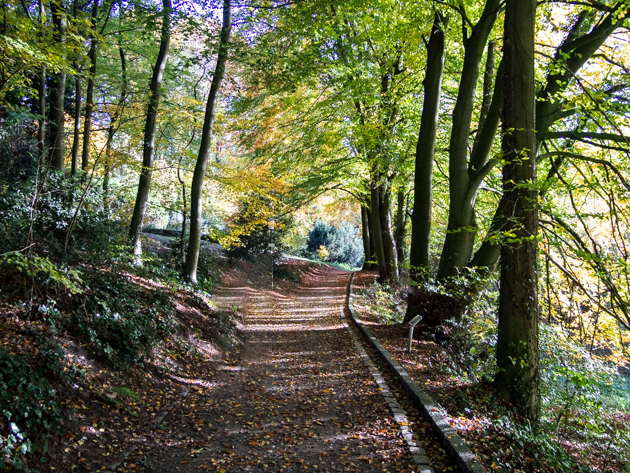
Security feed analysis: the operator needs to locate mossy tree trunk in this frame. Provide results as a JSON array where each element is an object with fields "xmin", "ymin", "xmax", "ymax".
[
  {"xmin": 183, "ymin": 0, "xmax": 231, "ymax": 283},
  {"xmin": 128, "ymin": 0, "xmax": 171, "ymax": 261},
  {"xmin": 495, "ymin": 0, "xmax": 540, "ymax": 422},
  {"xmin": 408, "ymin": 11, "xmax": 448, "ymax": 282}
]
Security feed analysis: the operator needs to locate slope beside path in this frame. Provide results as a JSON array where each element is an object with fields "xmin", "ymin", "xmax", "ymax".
[{"xmin": 148, "ymin": 263, "xmax": 418, "ymax": 472}]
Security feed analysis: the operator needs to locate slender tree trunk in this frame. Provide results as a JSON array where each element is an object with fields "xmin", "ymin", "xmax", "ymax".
[
  {"xmin": 81, "ymin": 0, "xmax": 99, "ymax": 171},
  {"xmin": 178, "ymin": 159, "xmax": 188, "ymax": 257},
  {"xmin": 380, "ymin": 187, "xmax": 398, "ymax": 281},
  {"xmin": 103, "ymin": 46, "xmax": 127, "ymax": 205},
  {"xmin": 183, "ymin": 0, "xmax": 231, "ymax": 283},
  {"xmin": 409, "ymin": 11, "xmax": 448, "ymax": 279},
  {"xmin": 393, "ymin": 188, "xmax": 406, "ymax": 267},
  {"xmin": 49, "ymin": 0, "xmax": 68, "ymax": 172},
  {"xmin": 370, "ymin": 176, "xmax": 388, "ymax": 281},
  {"xmin": 128, "ymin": 0, "xmax": 171, "ymax": 260},
  {"xmin": 436, "ymin": 0, "xmax": 501, "ymax": 280},
  {"xmin": 495, "ymin": 0, "xmax": 540, "ymax": 422},
  {"xmin": 70, "ymin": 76, "xmax": 81, "ymax": 176},
  {"xmin": 36, "ymin": 0, "xmax": 46, "ymax": 165},
  {"xmin": 367, "ymin": 200, "xmax": 377, "ymax": 270},
  {"xmin": 361, "ymin": 205, "xmax": 371, "ymax": 270},
  {"xmin": 472, "ymin": 40, "xmax": 495, "ymax": 153}
]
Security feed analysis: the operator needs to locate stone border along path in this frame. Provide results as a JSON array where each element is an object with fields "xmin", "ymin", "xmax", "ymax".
[
  {"xmin": 346, "ymin": 273, "xmax": 488, "ymax": 473},
  {"xmin": 339, "ymin": 302, "xmax": 435, "ymax": 473}
]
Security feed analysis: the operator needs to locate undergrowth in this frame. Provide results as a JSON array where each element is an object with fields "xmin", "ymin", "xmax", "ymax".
[
  {"xmin": 359, "ymin": 274, "xmax": 630, "ymax": 471},
  {"xmin": 0, "ymin": 172, "xmax": 223, "ymax": 470}
]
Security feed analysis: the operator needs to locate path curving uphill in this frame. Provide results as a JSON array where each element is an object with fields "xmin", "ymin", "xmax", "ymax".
[{"xmin": 148, "ymin": 262, "xmax": 455, "ymax": 472}]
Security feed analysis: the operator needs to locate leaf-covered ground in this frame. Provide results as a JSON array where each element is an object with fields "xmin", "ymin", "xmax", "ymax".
[
  {"xmin": 2, "ymin": 258, "xmax": 463, "ymax": 472},
  {"xmin": 350, "ymin": 272, "xmax": 630, "ymax": 473},
  {"xmin": 145, "ymin": 261, "xmax": 455, "ymax": 472}
]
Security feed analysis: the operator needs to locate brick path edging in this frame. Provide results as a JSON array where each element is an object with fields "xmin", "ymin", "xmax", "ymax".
[{"xmin": 347, "ymin": 273, "xmax": 487, "ymax": 473}]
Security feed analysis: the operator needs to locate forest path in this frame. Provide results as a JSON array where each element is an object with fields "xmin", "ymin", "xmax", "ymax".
[{"xmin": 148, "ymin": 263, "xmax": 418, "ymax": 472}]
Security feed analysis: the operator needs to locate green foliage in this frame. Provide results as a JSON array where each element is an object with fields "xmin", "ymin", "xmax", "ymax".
[
  {"xmin": 360, "ymin": 281, "xmax": 405, "ymax": 324},
  {"xmin": 76, "ymin": 271, "xmax": 177, "ymax": 367},
  {"xmin": 539, "ymin": 324, "xmax": 630, "ymax": 462},
  {"xmin": 0, "ymin": 349, "xmax": 66, "ymax": 471},
  {"xmin": 305, "ymin": 220, "xmax": 363, "ymax": 268}
]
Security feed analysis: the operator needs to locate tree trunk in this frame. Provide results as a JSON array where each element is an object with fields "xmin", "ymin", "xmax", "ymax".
[
  {"xmin": 36, "ymin": 0, "xmax": 46, "ymax": 165},
  {"xmin": 103, "ymin": 46, "xmax": 127, "ymax": 203},
  {"xmin": 436, "ymin": 0, "xmax": 501, "ymax": 280},
  {"xmin": 49, "ymin": 0, "xmax": 68, "ymax": 172},
  {"xmin": 367, "ymin": 200, "xmax": 377, "ymax": 270},
  {"xmin": 128, "ymin": 0, "xmax": 171, "ymax": 260},
  {"xmin": 183, "ymin": 0, "xmax": 231, "ymax": 283},
  {"xmin": 468, "ymin": 3, "xmax": 627, "ymax": 275},
  {"xmin": 495, "ymin": 0, "xmax": 540, "ymax": 423},
  {"xmin": 81, "ymin": 0, "xmax": 99, "ymax": 172},
  {"xmin": 409, "ymin": 11, "xmax": 448, "ymax": 280},
  {"xmin": 393, "ymin": 188, "xmax": 406, "ymax": 267},
  {"xmin": 370, "ymin": 178, "xmax": 388, "ymax": 281},
  {"xmin": 70, "ymin": 76, "xmax": 81, "ymax": 176},
  {"xmin": 361, "ymin": 205, "xmax": 371, "ymax": 270},
  {"xmin": 380, "ymin": 187, "xmax": 398, "ymax": 281}
]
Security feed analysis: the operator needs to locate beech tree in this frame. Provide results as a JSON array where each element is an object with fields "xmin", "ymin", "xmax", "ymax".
[
  {"xmin": 128, "ymin": 0, "xmax": 172, "ymax": 261},
  {"xmin": 495, "ymin": 0, "xmax": 540, "ymax": 421},
  {"xmin": 183, "ymin": 0, "xmax": 231, "ymax": 284}
]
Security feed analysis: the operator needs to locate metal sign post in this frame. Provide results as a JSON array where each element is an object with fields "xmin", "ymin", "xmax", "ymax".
[
  {"xmin": 407, "ymin": 314, "xmax": 423, "ymax": 354},
  {"xmin": 267, "ymin": 219, "xmax": 276, "ymax": 290}
]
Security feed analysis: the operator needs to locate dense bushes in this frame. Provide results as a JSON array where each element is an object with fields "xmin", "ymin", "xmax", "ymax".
[{"xmin": 305, "ymin": 219, "xmax": 363, "ymax": 267}]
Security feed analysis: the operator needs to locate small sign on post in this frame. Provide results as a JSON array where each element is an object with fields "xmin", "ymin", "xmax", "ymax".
[{"xmin": 407, "ymin": 314, "xmax": 423, "ymax": 354}]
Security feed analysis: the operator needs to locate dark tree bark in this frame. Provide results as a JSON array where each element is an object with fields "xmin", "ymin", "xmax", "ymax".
[
  {"xmin": 361, "ymin": 205, "xmax": 371, "ymax": 270},
  {"xmin": 49, "ymin": 0, "xmax": 68, "ymax": 172},
  {"xmin": 183, "ymin": 0, "xmax": 231, "ymax": 283},
  {"xmin": 393, "ymin": 188, "xmax": 407, "ymax": 267},
  {"xmin": 380, "ymin": 187, "xmax": 398, "ymax": 280},
  {"xmin": 81, "ymin": 0, "xmax": 99, "ymax": 171},
  {"xmin": 367, "ymin": 200, "xmax": 377, "ymax": 270},
  {"xmin": 128, "ymin": 0, "xmax": 172, "ymax": 260},
  {"xmin": 436, "ymin": 0, "xmax": 502, "ymax": 280},
  {"xmin": 469, "ymin": 2, "xmax": 629, "ymax": 274},
  {"xmin": 370, "ymin": 175, "xmax": 388, "ymax": 281},
  {"xmin": 408, "ymin": 11, "xmax": 448, "ymax": 280},
  {"xmin": 495, "ymin": 0, "xmax": 540, "ymax": 422},
  {"xmin": 70, "ymin": 76, "xmax": 81, "ymax": 176},
  {"xmin": 103, "ymin": 45, "xmax": 127, "ymax": 202},
  {"xmin": 36, "ymin": 0, "xmax": 46, "ymax": 164}
]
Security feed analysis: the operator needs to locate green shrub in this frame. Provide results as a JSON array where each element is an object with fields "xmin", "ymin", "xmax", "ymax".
[
  {"xmin": 76, "ymin": 272, "xmax": 177, "ymax": 367},
  {"xmin": 0, "ymin": 349, "xmax": 66, "ymax": 471},
  {"xmin": 305, "ymin": 220, "xmax": 363, "ymax": 267}
]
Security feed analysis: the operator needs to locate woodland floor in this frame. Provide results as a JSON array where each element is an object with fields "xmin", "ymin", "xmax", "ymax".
[{"xmin": 4, "ymin": 254, "xmax": 627, "ymax": 472}]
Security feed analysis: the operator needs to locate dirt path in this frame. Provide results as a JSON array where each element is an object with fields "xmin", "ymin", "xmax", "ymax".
[{"xmin": 147, "ymin": 264, "xmax": 418, "ymax": 472}]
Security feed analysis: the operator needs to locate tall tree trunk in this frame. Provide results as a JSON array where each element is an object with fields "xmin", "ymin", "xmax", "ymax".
[
  {"xmin": 36, "ymin": 0, "xmax": 46, "ymax": 165},
  {"xmin": 393, "ymin": 188, "xmax": 406, "ymax": 267},
  {"xmin": 436, "ymin": 0, "xmax": 501, "ymax": 280},
  {"xmin": 49, "ymin": 0, "xmax": 68, "ymax": 172},
  {"xmin": 183, "ymin": 0, "xmax": 231, "ymax": 283},
  {"xmin": 380, "ymin": 187, "xmax": 398, "ymax": 281},
  {"xmin": 469, "ymin": 3, "xmax": 628, "ymax": 275},
  {"xmin": 103, "ymin": 46, "xmax": 127, "ymax": 204},
  {"xmin": 81, "ymin": 0, "xmax": 99, "ymax": 171},
  {"xmin": 128, "ymin": 0, "xmax": 171, "ymax": 260},
  {"xmin": 367, "ymin": 200, "xmax": 377, "ymax": 270},
  {"xmin": 409, "ymin": 11, "xmax": 448, "ymax": 280},
  {"xmin": 370, "ymin": 176, "xmax": 388, "ymax": 281},
  {"xmin": 70, "ymin": 76, "xmax": 81, "ymax": 176},
  {"xmin": 361, "ymin": 205, "xmax": 371, "ymax": 270},
  {"xmin": 495, "ymin": 0, "xmax": 540, "ymax": 422}
]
